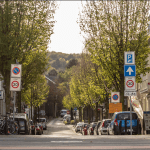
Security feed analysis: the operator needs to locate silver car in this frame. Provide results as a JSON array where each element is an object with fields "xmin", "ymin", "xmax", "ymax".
[
  {"xmin": 75, "ymin": 122, "xmax": 84, "ymax": 132},
  {"xmin": 98, "ymin": 119, "xmax": 111, "ymax": 135}
]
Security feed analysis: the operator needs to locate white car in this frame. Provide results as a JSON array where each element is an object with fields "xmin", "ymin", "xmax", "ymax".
[
  {"xmin": 60, "ymin": 109, "xmax": 68, "ymax": 118},
  {"xmin": 37, "ymin": 118, "xmax": 47, "ymax": 130},
  {"xmin": 63, "ymin": 114, "xmax": 71, "ymax": 122}
]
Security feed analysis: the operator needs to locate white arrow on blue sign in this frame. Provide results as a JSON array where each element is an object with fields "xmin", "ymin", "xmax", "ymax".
[{"xmin": 124, "ymin": 65, "xmax": 136, "ymax": 76}]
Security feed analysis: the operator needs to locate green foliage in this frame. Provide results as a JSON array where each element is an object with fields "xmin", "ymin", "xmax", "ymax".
[
  {"xmin": 78, "ymin": 1, "xmax": 150, "ymax": 110},
  {"xmin": 70, "ymin": 120, "xmax": 75, "ymax": 124},
  {"xmin": 0, "ymin": 1, "xmax": 57, "ymax": 112}
]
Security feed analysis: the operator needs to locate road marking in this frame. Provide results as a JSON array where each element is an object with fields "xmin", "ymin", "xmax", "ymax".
[
  {"xmin": 0, "ymin": 146, "xmax": 150, "ymax": 149},
  {"xmin": 51, "ymin": 141, "xmax": 83, "ymax": 143}
]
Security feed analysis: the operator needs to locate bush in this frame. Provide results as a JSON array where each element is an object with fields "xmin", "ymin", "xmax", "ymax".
[
  {"xmin": 64, "ymin": 121, "xmax": 68, "ymax": 125},
  {"xmin": 70, "ymin": 120, "xmax": 75, "ymax": 124}
]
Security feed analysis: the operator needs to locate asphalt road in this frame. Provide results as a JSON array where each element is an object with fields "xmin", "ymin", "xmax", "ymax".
[{"xmin": 0, "ymin": 118, "xmax": 150, "ymax": 150}]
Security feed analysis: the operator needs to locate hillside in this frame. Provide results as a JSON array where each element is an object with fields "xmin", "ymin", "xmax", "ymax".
[{"xmin": 47, "ymin": 51, "xmax": 81, "ymax": 72}]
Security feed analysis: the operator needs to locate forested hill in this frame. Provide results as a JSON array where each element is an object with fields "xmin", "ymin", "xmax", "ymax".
[{"xmin": 47, "ymin": 51, "xmax": 81, "ymax": 72}]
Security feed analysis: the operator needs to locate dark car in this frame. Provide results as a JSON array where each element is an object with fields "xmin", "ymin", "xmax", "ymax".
[
  {"xmin": 107, "ymin": 111, "xmax": 141, "ymax": 135},
  {"xmin": 87, "ymin": 122, "xmax": 97, "ymax": 135},
  {"xmin": 94, "ymin": 121, "xmax": 101, "ymax": 135},
  {"xmin": 10, "ymin": 113, "xmax": 31, "ymax": 135}
]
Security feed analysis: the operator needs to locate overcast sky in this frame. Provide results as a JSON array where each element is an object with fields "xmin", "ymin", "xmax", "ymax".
[{"xmin": 48, "ymin": 1, "xmax": 85, "ymax": 54}]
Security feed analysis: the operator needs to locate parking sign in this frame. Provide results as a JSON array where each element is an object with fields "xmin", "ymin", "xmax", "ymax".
[{"xmin": 124, "ymin": 51, "xmax": 135, "ymax": 65}]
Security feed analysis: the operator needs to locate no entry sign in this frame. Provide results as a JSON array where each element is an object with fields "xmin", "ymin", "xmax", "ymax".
[
  {"xmin": 125, "ymin": 77, "xmax": 136, "ymax": 91},
  {"xmin": 111, "ymin": 92, "xmax": 120, "ymax": 103},
  {"xmin": 10, "ymin": 78, "xmax": 21, "ymax": 91},
  {"xmin": 11, "ymin": 64, "xmax": 22, "ymax": 78}
]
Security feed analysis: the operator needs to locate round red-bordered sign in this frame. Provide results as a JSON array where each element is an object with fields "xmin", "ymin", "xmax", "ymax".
[
  {"xmin": 11, "ymin": 81, "xmax": 19, "ymax": 88},
  {"xmin": 12, "ymin": 67, "xmax": 20, "ymax": 75},
  {"xmin": 126, "ymin": 80, "xmax": 134, "ymax": 88},
  {"xmin": 112, "ymin": 94, "xmax": 119, "ymax": 101}
]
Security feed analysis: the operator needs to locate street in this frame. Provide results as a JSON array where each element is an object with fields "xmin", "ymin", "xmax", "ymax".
[{"xmin": 0, "ymin": 118, "xmax": 150, "ymax": 150}]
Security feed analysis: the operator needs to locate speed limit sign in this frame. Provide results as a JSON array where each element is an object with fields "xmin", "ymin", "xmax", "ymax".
[{"xmin": 10, "ymin": 78, "xmax": 21, "ymax": 91}]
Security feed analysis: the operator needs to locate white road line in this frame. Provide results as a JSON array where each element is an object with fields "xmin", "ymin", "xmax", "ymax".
[{"xmin": 51, "ymin": 141, "xmax": 83, "ymax": 143}]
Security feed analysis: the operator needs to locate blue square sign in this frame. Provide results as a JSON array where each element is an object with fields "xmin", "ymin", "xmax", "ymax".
[
  {"xmin": 124, "ymin": 65, "xmax": 136, "ymax": 76},
  {"xmin": 127, "ymin": 54, "xmax": 133, "ymax": 63}
]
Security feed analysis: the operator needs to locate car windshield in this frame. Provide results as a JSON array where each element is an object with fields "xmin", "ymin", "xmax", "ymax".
[
  {"xmin": 37, "ymin": 119, "xmax": 45, "ymax": 122},
  {"xmin": 117, "ymin": 113, "xmax": 137, "ymax": 120},
  {"xmin": 61, "ymin": 110, "xmax": 67, "ymax": 113}
]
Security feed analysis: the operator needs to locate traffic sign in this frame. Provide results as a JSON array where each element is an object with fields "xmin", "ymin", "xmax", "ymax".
[
  {"xmin": 109, "ymin": 103, "xmax": 122, "ymax": 113},
  {"xmin": 10, "ymin": 78, "xmax": 21, "ymax": 91},
  {"xmin": 111, "ymin": 92, "xmax": 120, "ymax": 103},
  {"xmin": 11, "ymin": 64, "xmax": 22, "ymax": 78},
  {"xmin": 74, "ymin": 107, "xmax": 77, "ymax": 111},
  {"xmin": 124, "ymin": 65, "xmax": 136, "ymax": 76},
  {"xmin": 125, "ymin": 77, "xmax": 136, "ymax": 91},
  {"xmin": 124, "ymin": 91, "xmax": 137, "ymax": 96},
  {"xmin": 124, "ymin": 51, "xmax": 135, "ymax": 65},
  {"xmin": 0, "ymin": 90, "xmax": 3, "ymax": 99}
]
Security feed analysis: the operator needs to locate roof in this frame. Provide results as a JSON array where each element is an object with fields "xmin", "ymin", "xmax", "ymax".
[
  {"xmin": 115, "ymin": 111, "xmax": 137, "ymax": 114},
  {"xmin": 45, "ymin": 75, "xmax": 56, "ymax": 84}
]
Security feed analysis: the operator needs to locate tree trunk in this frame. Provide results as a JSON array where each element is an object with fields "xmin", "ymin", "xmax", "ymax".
[
  {"xmin": 79, "ymin": 107, "xmax": 82, "ymax": 122},
  {"xmin": 71, "ymin": 107, "xmax": 73, "ymax": 120},
  {"xmin": 17, "ymin": 91, "xmax": 21, "ymax": 113},
  {"xmin": 120, "ymin": 73, "xmax": 124, "ymax": 111},
  {"xmin": 95, "ymin": 102, "xmax": 98, "ymax": 122},
  {"xmin": 5, "ymin": 73, "xmax": 10, "ymax": 114},
  {"xmin": 34, "ymin": 107, "xmax": 37, "ymax": 124},
  {"xmin": 88, "ymin": 104, "xmax": 90, "ymax": 124}
]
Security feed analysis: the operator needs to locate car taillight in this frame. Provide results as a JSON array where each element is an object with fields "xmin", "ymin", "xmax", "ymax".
[
  {"xmin": 33, "ymin": 126, "xmax": 34, "ymax": 128},
  {"xmin": 114, "ymin": 119, "xmax": 118, "ymax": 126},
  {"xmin": 102, "ymin": 122, "xmax": 104, "ymax": 127}
]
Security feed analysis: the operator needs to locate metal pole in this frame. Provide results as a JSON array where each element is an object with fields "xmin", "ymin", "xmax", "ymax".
[
  {"xmin": 13, "ymin": 92, "xmax": 16, "ymax": 121},
  {"xmin": 130, "ymin": 96, "xmax": 132, "ymax": 135}
]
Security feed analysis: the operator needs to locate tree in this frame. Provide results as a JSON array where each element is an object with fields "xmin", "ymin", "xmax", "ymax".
[
  {"xmin": 0, "ymin": 1, "xmax": 57, "ymax": 112},
  {"xmin": 79, "ymin": 0, "xmax": 150, "ymax": 110}
]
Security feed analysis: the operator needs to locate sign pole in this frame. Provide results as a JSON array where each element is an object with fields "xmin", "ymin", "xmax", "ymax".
[
  {"xmin": 130, "ymin": 96, "xmax": 132, "ymax": 135},
  {"xmin": 13, "ymin": 92, "xmax": 16, "ymax": 121}
]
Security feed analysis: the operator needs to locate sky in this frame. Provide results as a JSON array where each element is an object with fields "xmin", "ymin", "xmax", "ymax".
[{"xmin": 48, "ymin": 1, "xmax": 85, "ymax": 54}]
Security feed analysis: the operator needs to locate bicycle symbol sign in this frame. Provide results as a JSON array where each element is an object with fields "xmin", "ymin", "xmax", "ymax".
[
  {"xmin": 126, "ymin": 80, "xmax": 134, "ymax": 88},
  {"xmin": 12, "ymin": 67, "xmax": 20, "ymax": 75},
  {"xmin": 11, "ymin": 81, "xmax": 19, "ymax": 88},
  {"xmin": 112, "ymin": 94, "xmax": 119, "ymax": 101}
]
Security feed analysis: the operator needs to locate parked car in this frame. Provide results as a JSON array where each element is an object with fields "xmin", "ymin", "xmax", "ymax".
[
  {"xmin": 87, "ymin": 122, "xmax": 97, "ymax": 135},
  {"xmin": 107, "ymin": 111, "xmax": 141, "ymax": 135},
  {"xmin": 81, "ymin": 124, "xmax": 90, "ymax": 135},
  {"xmin": 37, "ymin": 123, "xmax": 43, "ymax": 134},
  {"xmin": 29, "ymin": 120, "xmax": 36, "ymax": 135},
  {"xmin": 75, "ymin": 122, "xmax": 84, "ymax": 132},
  {"xmin": 63, "ymin": 114, "xmax": 71, "ymax": 123},
  {"xmin": 98, "ymin": 119, "xmax": 111, "ymax": 135},
  {"xmin": 94, "ymin": 121, "xmax": 101, "ymax": 135},
  {"xmin": 60, "ymin": 109, "xmax": 68, "ymax": 118},
  {"xmin": 35, "ymin": 124, "xmax": 42, "ymax": 135},
  {"xmin": 37, "ymin": 118, "xmax": 47, "ymax": 130},
  {"xmin": 79, "ymin": 123, "xmax": 88, "ymax": 134},
  {"xmin": 10, "ymin": 113, "xmax": 31, "ymax": 135}
]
